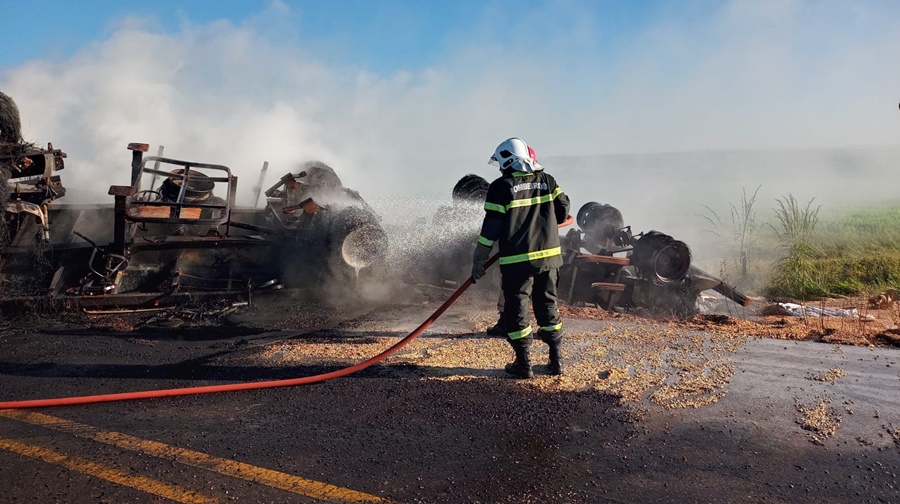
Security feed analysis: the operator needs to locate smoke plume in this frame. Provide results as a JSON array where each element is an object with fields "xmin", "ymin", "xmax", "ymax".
[{"xmin": 1, "ymin": 0, "xmax": 898, "ymax": 263}]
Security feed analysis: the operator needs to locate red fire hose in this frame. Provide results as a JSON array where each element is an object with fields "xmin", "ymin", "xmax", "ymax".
[{"xmin": 0, "ymin": 216, "xmax": 574, "ymax": 409}]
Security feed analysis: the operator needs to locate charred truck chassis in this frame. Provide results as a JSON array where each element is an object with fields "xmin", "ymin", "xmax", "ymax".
[{"xmin": 0, "ymin": 141, "xmax": 388, "ymax": 312}]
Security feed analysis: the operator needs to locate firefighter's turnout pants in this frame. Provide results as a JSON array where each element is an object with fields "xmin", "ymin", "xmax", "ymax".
[{"xmin": 502, "ymin": 265, "xmax": 561, "ymax": 341}]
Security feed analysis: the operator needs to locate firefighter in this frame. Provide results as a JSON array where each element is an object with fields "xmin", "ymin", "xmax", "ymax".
[{"xmin": 472, "ymin": 137, "xmax": 570, "ymax": 378}]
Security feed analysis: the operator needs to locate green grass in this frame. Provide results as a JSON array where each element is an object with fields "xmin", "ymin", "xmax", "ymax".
[
  {"xmin": 702, "ymin": 190, "xmax": 900, "ymax": 300},
  {"xmin": 766, "ymin": 204, "xmax": 900, "ymax": 300}
]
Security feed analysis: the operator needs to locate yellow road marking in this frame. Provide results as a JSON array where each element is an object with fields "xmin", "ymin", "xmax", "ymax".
[
  {"xmin": 0, "ymin": 409, "xmax": 386, "ymax": 503},
  {"xmin": 0, "ymin": 438, "xmax": 217, "ymax": 504}
]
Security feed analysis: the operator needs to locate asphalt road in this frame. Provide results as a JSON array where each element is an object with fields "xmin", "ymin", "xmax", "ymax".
[{"xmin": 0, "ymin": 300, "xmax": 898, "ymax": 503}]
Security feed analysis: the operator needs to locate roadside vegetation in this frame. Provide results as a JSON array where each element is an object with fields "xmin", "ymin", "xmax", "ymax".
[{"xmin": 703, "ymin": 191, "xmax": 900, "ymax": 301}]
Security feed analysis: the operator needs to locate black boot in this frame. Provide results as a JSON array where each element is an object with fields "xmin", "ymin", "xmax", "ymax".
[
  {"xmin": 504, "ymin": 337, "xmax": 533, "ymax": 379},
  {"xmin": 538, "ymin": 331, "xmax": 563, "ymax": 376},
  {"xmin": 486, "ymin": 314, "xmax": 506, "ymax": 337}
]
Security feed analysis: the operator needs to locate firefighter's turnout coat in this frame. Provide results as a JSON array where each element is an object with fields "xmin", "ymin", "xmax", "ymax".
[{"xmin": 477, "ymin": 170, "xmax": 570, "ymax": 273}]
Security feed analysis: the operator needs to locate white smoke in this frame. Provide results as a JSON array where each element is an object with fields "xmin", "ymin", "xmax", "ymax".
[{"xmin": 1, "ymin": 0, "xmax": 898, "ymax": 241}]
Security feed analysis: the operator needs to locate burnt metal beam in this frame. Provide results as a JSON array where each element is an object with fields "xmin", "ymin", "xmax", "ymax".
[
  {"xmin": 108, "ymin": 185, "xmax": 135, "ymax": 255},
  {"xmin": 228, "ymin": 220, "xmax": 275, "ymax": 234},
  {"xmin": 127, "ymin": 235, "xmax": 270, "ymax": 252},
  {"xmin": 128, "ymin": 143, "xmax": 149, "ymax": 186}
]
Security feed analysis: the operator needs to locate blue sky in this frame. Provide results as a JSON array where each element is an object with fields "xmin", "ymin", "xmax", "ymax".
[
  {"xmin": 0, "ymin": 1, "xmax": 663, "ymax": 72},
  {"xmin": 2, "ymin": 0, "xmax": 899, "ymax": 213}
]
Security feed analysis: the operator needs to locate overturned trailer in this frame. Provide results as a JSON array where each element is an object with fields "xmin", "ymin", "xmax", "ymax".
[
  {"xmin": 0, "ymin": 140, "xmax": 388, "ymax": 312},
  {"xmin": 559, "ymin": 202, "xmax": 751, "ymax": 316}
]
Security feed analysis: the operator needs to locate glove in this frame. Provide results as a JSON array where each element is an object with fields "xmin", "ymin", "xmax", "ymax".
[{"xmin": 471, "ymin": 244, "xmax": 491, "ymax": 283}]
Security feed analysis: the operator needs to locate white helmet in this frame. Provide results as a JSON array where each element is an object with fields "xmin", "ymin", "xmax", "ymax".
[{"xmin": 488, "ymin": 137, "xmax": 543, "ymax": 173}]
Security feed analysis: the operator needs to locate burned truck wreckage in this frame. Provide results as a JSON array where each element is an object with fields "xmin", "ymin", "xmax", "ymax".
[
  {"xmin": 1, "ymin": 137, "xmax": 388, "ymax": 310},
  {"xmin": 2, "ymin": 90, "xmax": 745, "ymax": 317},
  {"xmin": 558, "ymin": 202, "xmax": 751, "ymax": 316},
  {"xmin": 1, "ymin": 149, "xmax": 747, "ymax": 317}
]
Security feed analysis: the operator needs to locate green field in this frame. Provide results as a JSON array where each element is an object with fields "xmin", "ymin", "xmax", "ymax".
[
  {"xmin": 795, "ymin": 206, "xmax": 900, "ymax": 297},
  {"xmin": 703, "ymin": 193, "xmax": 900, "ymax": 301}
]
